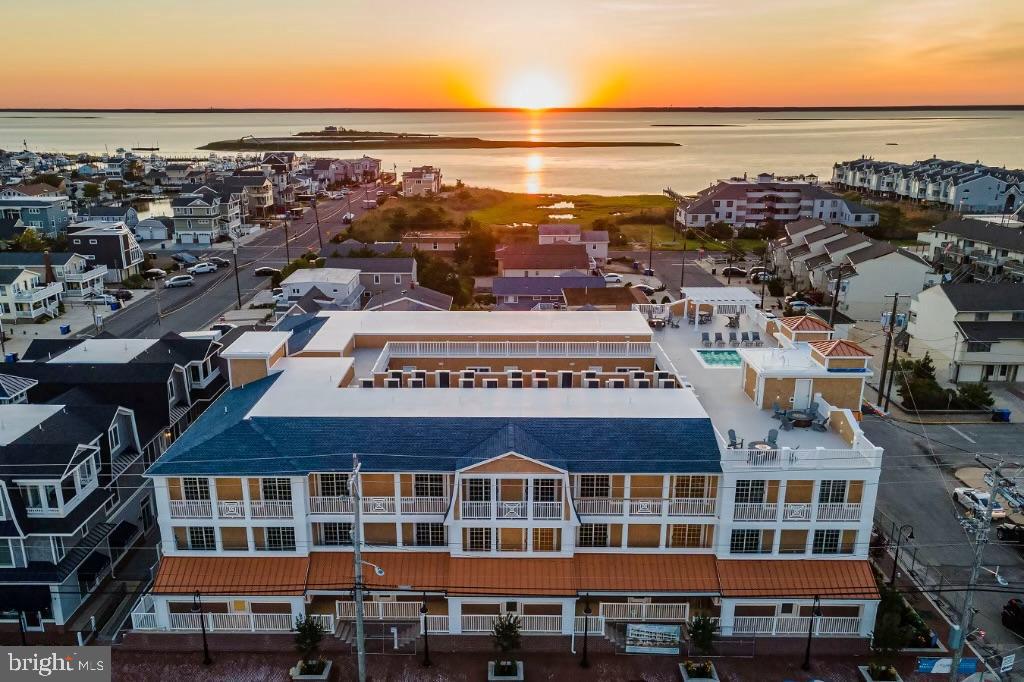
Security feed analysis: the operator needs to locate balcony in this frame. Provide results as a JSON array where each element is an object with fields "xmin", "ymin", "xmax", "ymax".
[
  {"xmin": 532, "ymin": 501, "xmax": 563, "ymax": 519},
  {"xmin": 668, "ymin": 498, "xmax": 717, "ymax": 516},
  {"xmin": 309, "ymin": 496, "xmax": 354, "ymax": 515},
  {"xmin": 600, "ymin": 602, "xmax": 689, "ymax": 621},
  {"xmin": 816, "ymin": 502, "xmax": 862, "ymax": 522},
  {"xmin": 12, "ymin": 282, "xmax": 63, "ymax": 303},
  {"xmin": 733, "ymin": 502, "xmax": 778, "ymax": 521},
  {"xmin": 461, "ymin": 501, "xmax": 492, "ymax": 519},
  {"xmin": 781, "ymin": 503, "xmax": 811, "ymax": 521},
  {"xmin": 249, "ymin": 500, "xmax": 293, "ymax": 519},
  {"xmin": 161, "ymin": 612, "xmax": 294, "ymax": 632},
  {"xmin": 217, "ymin": 500, "xmax": 247, "ymax": 519},
  {"xmin": 461, "ymin": 614, "xmax": 561, "ymax": 633},
  {"xmin": 362, "ymin": 497, "xmax": 396, "ymax": 515},
  {"xmin": 169, "ymin": 499, "xmax": 212, "ymax": 519},
  {"xmin": 723, "ymin": 446, "xmax": 881, "ymax": 471},
  {"xmin": 400, "ymin": 496, "xmax": 448, "ymax": 514},
  {"xmin": 460, "ymin": 499, "xmax": 565, "ymax": 520},
  {"xmin": 372, "ymin": 340, "xmax": 654, "ymax": 374},
  {"xmin": 732, "ymin": 615, "xmax": 861, "ymax": 637},
  {"xmin": 336, "ymin": 601, "xmax": 422, "ymax": 620},
  {"xmin": 574, "ymin": 497, "xmax": 717, "ymax": 517},
  {"xmin": 63, "ymin": 266, "xmax": 108, "ymax": 282}
]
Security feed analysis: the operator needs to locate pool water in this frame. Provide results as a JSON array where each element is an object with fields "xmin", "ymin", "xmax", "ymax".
[{"xmin": 696, "ymin": 349, "xmax": 743, "ymax": 367}]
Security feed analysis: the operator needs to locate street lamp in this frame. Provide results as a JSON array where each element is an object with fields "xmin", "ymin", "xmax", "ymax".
[
  {"xmin": 889, "ymin": 524, "xmax": 915, "ymax": 587},
  {"xmin": 192, "ymin": 590, "xmax": 212, "ymax": 665},
  {"xmin": 800, "ymin": 595, "xmax": 822, "ymax": 671},
  {"xmin": 580, "ymin": 596, "xmax": 592, "ymax": 668},
  {"xmin": 420, "ymin": 598, "xmax": 431, "ymax": 667}
]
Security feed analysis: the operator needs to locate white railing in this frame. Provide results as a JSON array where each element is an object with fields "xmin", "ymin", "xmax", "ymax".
[
  {"xmin": 575, "ymin": 498, "xmax": 624, "ymax": 516},
  {"xmin": 781, "ymin": 503, "xmax": 811, "ymax": 522},
  {"xmin": 497, "ymin": 501, "xmax": 526, "ymax": 519},
  {"xmin": 310, "ymin": 614, "xmax": 334, "ymax": 632},
  {"xmin": 733, "ymin": 503, "xmax": 778, "ymax": 521},
  {"xmin": 519, "ymin": 615, "xmax": 562, "ymax": 633},
  {"xmin": 422, "ymin": 614, "xmax": 450, "ymax": 634},
  {"xmin": 308, "ymin": 496, "xmax": 354, "ymax": 515},
  {"xmin": 723, "ymin": 446, "xmax": 880, "ymax": 471},
  {"xmin": 217, "ymin": 500, "xmax": 247, "ymax": 519},
  {"xmin": 733, "ymin": 616, "xmax": 861, "ymax": 637},
  {"xmin": 12, "ymin": 282, "xmax": 63, "ymax": 302},
  {"xmin": 336, "ymin": 601, "xmax": 423, "ymax": 620},
  {"xmin": 168, "ymin": 613, "xmax": 204, "ymax": 630},
  {"xmin": 462, "ymin": 501, "xmax": 492, "ymax": 519},
  {"xmin": 169, "ymin": 499, "xmax": 212, "ymax": 518},
  {"xmin": 167, "ymin": 612, "xmax": 294, "ymax": 632},
  {"xmin": 600, "ymin": 602, "xmax": 689, "ymax": 621},
  {"xmin": 362, "ymin": 497, "xmax": 396, "ymax": 514},
  {"xmin": 401, "ymin": 497, "xmax": 448, "ymax": 514},
  {"xmin": 250, "ymin": 500, "xmax": 293, "ymax": 519},
  {"xmin": 574, "ymin": 615, "xmax": 605, "ymax": 634},
  {"xmin": 628, "ymin": 498, "xmax": 663, "ymax": 516},
  {"xmin": 131, "ymin": 611, "xmax": 158, "ymax": 630},
  {"xmin": 460, "ymin": 615, "xmax": 495, "ymax": 632},
  {"xmin": 64, "ymin": 266, "xmax": 108, "ymax": 282},
  {"xmin": 532, "ymin": 501, "xmax": 562, "ymax": 520},
  {"xmin": 817, "ymin": 503, "xmax": 862, "ymax": 522},
  {"xmin": 668, "ymin": 498, "xmax": 717, "ymax": 516}
]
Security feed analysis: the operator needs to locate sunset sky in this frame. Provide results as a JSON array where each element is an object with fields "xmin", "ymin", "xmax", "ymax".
[{"xmin": 5, "ymin": 0, "xmax": 1023, "ymax": 109}]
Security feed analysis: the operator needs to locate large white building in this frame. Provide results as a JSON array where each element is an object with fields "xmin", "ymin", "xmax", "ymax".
[
  {"xmin": 128, "ymin": 307, "xmax": 883, "ymax": 647},
  {"xmin": 832, "ymin": 157, "xmax": 1024, "ymax": 215},
  {"xmin": 677, "ymin": 173, "xmax": 879, "ymax": 230}
]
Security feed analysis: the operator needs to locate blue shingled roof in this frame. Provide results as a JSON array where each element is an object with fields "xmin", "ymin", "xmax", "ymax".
[
  {"xmin": 492, "ymin": 276, "xmax": 605, "ymax": 297},
  {"xmin": 148, "ymin": 377, "xmax": 721, "ymax": 477}
]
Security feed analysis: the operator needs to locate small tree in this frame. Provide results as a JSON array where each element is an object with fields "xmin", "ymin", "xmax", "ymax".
[
  {"xmin": 492, "ymin": 613, "xmax": 521, "ymax": 674},
  {"xmin": 688, "ymin": 614, "xmax": 716, "ymax": 656},
  {"xmin": 293, "ymin": 615, "xmax": 326, "ymax": 674},
  {"xmin": 871, "ymin": 585, "xmax": 913, "ymax": 662},
  {"xmin": 956, "ymin": 382, "xmax": 995, "ymax": 409}
]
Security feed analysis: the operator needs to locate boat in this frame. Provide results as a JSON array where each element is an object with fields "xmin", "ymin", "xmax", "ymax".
[
  {"xmin": 133, "ymin": 146, "xmax": 160, "ymax": 151},
  {"xmin": 885, "ymin": 142, "xmax": 898, "ymax": 146}
]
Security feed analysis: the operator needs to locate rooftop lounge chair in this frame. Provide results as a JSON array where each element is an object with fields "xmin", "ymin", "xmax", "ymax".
[
  {"xmin": 728, "ymin": 331, "xmax": 739, "ymax": 347},
  {"xmin": 772, "ymin": 402, "xmax": 785, "ymax": 420},
  {"xmin": 740, "ymin": 331, "xmax": 750, "ymax": 346},
  {"xmin": 714, "ymin": 332, "xmax": 725, "ymax": 347},
  {"xmin": 727, "ymin": 429, "xmax": 743, "ymax": 449},
  {"xmin": 751, "ymin": 331, "xmax": 763, "ymax": 346},
  {"xmin": 811, "ymin": 417, "xmax": 829, "ymax": 432},
  {"xmin": 779, "ymin": 414, "xmax": 794, "ymax": 431},
  {"xmin": 701, "ymin": 331, "xmax": 711, "ymax": 347},
  {"xmin": 808, "ymin": 401, "xmax": 820, "ymax": 418},
  {"xmin": 766, "ymin": 428, "xmax": 779, "ymax": 447}
]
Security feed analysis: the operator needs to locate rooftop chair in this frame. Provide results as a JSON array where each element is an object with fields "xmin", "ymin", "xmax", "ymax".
[
  {"xmin": 714, "ymin": 332, "xmax": 725, "ymax": 347},
  {"xmin": 727, "ymin": 429, "xmax": 743, "ymax": 449},
  {"xmin": 766, "ymin": 428, "xmax": 779, "ymax": 447},
  {"xmin": 751, "ymin": 331, "xmax": 763, "ymax": 346},
  {"xmin": 728, "ymin": 331, "xmax": 739, "ymax": 347},
  {"xmin": 701, "ymin": 331, "xmax": 711, "ymax": 347},
  {"xmin": 808, "ymin": 401, "xmax": 820, "ymax": 418},
  {"xmin": 779, "ymin": 414, "xmax": 794, "ymax": 431},
  {"xmin": 771, "ymin": 402, "xmax": 785, "ymax": 420},
  {"xmin": 811, "ymin": 416, "xmax": 829, "ymax": 432},
  {"xmin": 740, "ymin": 331, "xmax": 750, "ymax": 346}
]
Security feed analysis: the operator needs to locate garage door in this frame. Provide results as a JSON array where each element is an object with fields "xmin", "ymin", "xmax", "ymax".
[
  {"xmin": 178, "ymin": 233, "xmax": 194, "ymax": 244},
  {"xmin": 198, "ymin": 233, "xmax": 211, "ymax": 244}
]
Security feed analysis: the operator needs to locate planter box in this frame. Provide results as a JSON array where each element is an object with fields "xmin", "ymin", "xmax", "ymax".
[
  {"xmin": 290, "ymin": 660, "xmax": 332, "ymax": 681},
  {"xmin": 858, "ymin": 665, "xmax": 903, "ymax": 682},
  {"xmin": 488, "ymin": 661, "xmax": 524, "ymax": 681},
  {"xmin": 679, "ymin": 661, "xmax": 719, "ymax": 682}
]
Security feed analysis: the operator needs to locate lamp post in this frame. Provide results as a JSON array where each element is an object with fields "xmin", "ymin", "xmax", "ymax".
[
  {"xmin": 193, "ymin": 590, "xmax": 212, "ymax": 665},
  {"xmin": 889, "ymin": 523, "xmax": 915, "ymax": 587},
  {"xmin": 420, "ymin": 599, "xmax": 431, "ymax": 667},
  {"xmin": 580, "ymin": 597, "xmax": 592, "ymax": 668},
  {"xmin": 800, "ymin": 595, "xmax": 822, "ymax": 671}
]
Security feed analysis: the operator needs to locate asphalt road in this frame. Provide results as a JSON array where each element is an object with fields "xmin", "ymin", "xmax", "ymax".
[
  {"xmin": 98, "ymin": 186, "xmax": 380, "ymax": 338},
  {"xmin": 609, "ymin": 249, "xmax": 724, "ymax": 293},
  {"xmin": 864, "ymin": 416, "xmax": 1024, "ymax": 668}
]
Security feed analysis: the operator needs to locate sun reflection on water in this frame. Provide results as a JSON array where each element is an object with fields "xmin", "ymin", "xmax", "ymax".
[{"xmin": 524, "ymin": 151, "xmax": 544, "ymax": 193}]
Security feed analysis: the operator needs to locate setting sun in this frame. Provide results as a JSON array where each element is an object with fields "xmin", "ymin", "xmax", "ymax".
[{"xmin": 498, "ymin": 71, "xmax": 572, "ymax": 109}]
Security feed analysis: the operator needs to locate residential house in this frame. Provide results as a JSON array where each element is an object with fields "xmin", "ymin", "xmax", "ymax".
[
  {"xmin": 0, "ymin": 182, "xmax": 64, "ymax": 199},
  {"xmin": 261, "ymin": 152, "xmax": 299, "ymax": 174},
  {"xmin": 562, "ymin": 286, "xmax": 647, "ymax": 311},
  {"xmin": 278, "ymin": 269, "xmax": 363, "ymax": 311},
  {"xmin": 826, "ymin": 243, "xmax": 934, "ymax": 321},
  {"xmin": 322, "ymin": 257, "xmax": 417, "ymax": 301},
  {"xmin": 492, "ymin": 276, "xmax": 605, "ymax": 309},
  {"xmin": 127, "ymin": 309, "xmax": 882, "ymax": 645},
  {"xmin": 364, "ymin": 286, "xmax": 453, "ymax": 312},
  {"xmin": 0, "ymin": 216, "xmax": 26, "ymax": 246},
  {"xmin": 0, "ymin": 267, "xmax": 63, "ymax": 322},
  {"xmin": 66, "ymin": 221, "xmax": 144, "ymax": 283},
  {"xmin": 908, "ymin": 283, "xmax": 1024, "ymax": 384},
  {"xmin": 678, "ymin": 173, "xmax": 879, "ymax": 230},
  {"xmin": 330, "ymin": 239, "xmax": 403, "ymax": 257},
  {"xmin": 163, "ymin": 164, "xmax": 194, "ymax": 187},
  {"xmin": 222, "ymin": 175, "xmax": 274, "ymax": 221},
  {"xmin": 495, "ymin": 243, "xmax": 593, "ymax": 277},
  {"xmin": 0, "ymin": 252, "xmax": 106, "ymax": 300},
  {"xmin": 401, "ymin": 231, "xmax": 465, "ymax": 256},
  {"xmin": 537, "ymin": 224, "xmax": 610, "ymax": 266},
  {"xmin": 134, "ymin": 219, "xmax": 171, "ymax": 242},
  {"xmin": 171, "ymin": 185, "xmax": 240, "ymax": 244},
  {"xmin": 80, "ymin": 205, "xmax": 139, "ymax": 229},
  {"xmin": 0, "ymin": 197, "xmax": 72, "ymax": 236},
  {"xmin": 338, "ymin": 156, "xmax": 381, "ymax": 183},
  {"xmin": 0, "ymin": 374, "xmax": 36, "ymax": 404},
  {"xmin": 918, "ymin": 217, "xmax": 1024, "ymax": 284},
  {"xmin": 402, "ymin": 166, "xmax": 442, "ymax": 197}
]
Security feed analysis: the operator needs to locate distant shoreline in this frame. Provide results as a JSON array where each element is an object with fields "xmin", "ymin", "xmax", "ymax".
[
  {"xmin": 200, "ymin": 137, "xmax": 680, "ymax": 151},
  {"xmin": 0, "ymin": 105, "xmax": 1022, "ymax": 114}
]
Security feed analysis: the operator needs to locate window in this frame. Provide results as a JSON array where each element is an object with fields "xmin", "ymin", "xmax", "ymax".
[
  {"xmin": 975, "ymin": 312, "xmax": 990, "ymax": 321},
  {"xmin": 812, "ymin": 529, "xmax": 841, "ymax": 555},
  {"xmin": 966, "ymin": 342, "xmax": 992, "ymax": 353},
  {"xmin": 261, "ymin": 478, "xmax": 292, "ymax": 501},
  {"xmin": 188, "ymin": 527, "xmax": 217, "ymax": 550},
  {"xmin": 533, "ymin": 479, "xmax": 558, "ymax": 502},
  {"xmin": 266, "ymin": 527, "xmax": 296, "ymax": 551},
  {"xmin": 373, "ymin": 274, "xmax": 381, "ymax": 285},
  {"xmin": 108, "ymin": 424, "xmax": 121, "ymax": 451},
  {"xmin": 579, "ymin": 475, "xmax": 610, "ymax": 498},
  {"xmin": 730, "ymin": 529, "xmax": 762, "ymax": 554},
  {"xmin": 0, "ymin": 539, "xmax": 13, "ymax": 567},
  {"xmin": 466, "ymin": 479, "xmax": 491, "ymax": 501},
  {"xmin": 467, "ymin": 528, "xmax": 492, "ymax": 551},
  {"xmin": 673, "ymin": 475, "xmax": 707, "ymax": 498},
  {"xmin": 533, "ymin": 527, "xmax": 556, "ymax": 550},
  {"xmin": 182, "ymin": 477, "xmax": 210, "ymax": 501},
  {"xmin": 414, "ymin": 474, "xmax": 444, "ymax": 498},
  {"xmin": 578, "ymin": 523, "xmax": 609, "ymax": 547},
  {"xmin": 77, "ymin": 457, "xmax": 96, "ymax": 489},
  {"xmin": 52, "ymin": 536, "xmax": 65, "ymax": 562},
  {"xmin": 818, "ymin": 480, "xmax": 847, "ymax": 504},
  {"xmin": 1013, "ymin": 312, "xmax": 1024, "ymax": 321},
  {"xmin": 394, "ymin": 274, "xmax": 401, "ymax": 285},
  {"xmin": 670, "ymin": 525, "xmax": 706, "ymax": 548},
  {"xmin": 318, "ymin": 473, "xmax": 349, "ymax": 498},
  {"xmin": 735, "ymin": 480, "xmax": 765, "ymax": 504},
  {"xmin": 320, "ymin": 522, "xmax": 352, "ymax": 546},
  {"xmin": 415, "ymin": 523, "xmax": 446, "ymax": 546},
  {"xmin": 167, "ymin": 379, "xmax": 176, "ymax": 402}
]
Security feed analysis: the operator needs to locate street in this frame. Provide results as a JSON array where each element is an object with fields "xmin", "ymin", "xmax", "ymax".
[
  {"xmin": 99, "ymin": 186, "xmax": 378, "ymax": 337},
  {"xmin": 864, "ymin": 416, "xmax": 1024, "ymax": 668}
]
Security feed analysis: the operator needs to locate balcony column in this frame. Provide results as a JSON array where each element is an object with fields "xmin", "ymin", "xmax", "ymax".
[
  {"xmin": 154, "ymin": 478, "xmax": 175, "ymax": 555},
  {"xmin": 858, "ymin": 602, "xmax": 876, "ymax": 637},
  {"xmin": 526, "ymin": 476, "xmax": 533, "ymax": 520},
  {"xmin": 809, "ymin": 481, "xmax": 820, "ymax": 525},
  {"xmin": 448, "ymin": 599, "xmax": 463, "ymax": 634},
  {"xmin": 621, "ymin": 475, "xmax": 631, "ymax": 548},
  {"xmin": 490, "ymin": 479, "xmax": 497, "ymax": 521},
  {"xmin": 393, "ymin": 474, "xmax": 402, "ymax": 517},
  {"xmin": 208, "ymin": 477, "xmax": 220, "ymax": 521},
  {"xmin": 291, "ymin": 477, "xmax": 309, "ymax": 555},
  {"xmin": 718, "ymin": 601, "xmax": 735, "ymax": 637},
  {"xmin": 659, "ymin": 476, "xmax": 671, "ymax": 548}
]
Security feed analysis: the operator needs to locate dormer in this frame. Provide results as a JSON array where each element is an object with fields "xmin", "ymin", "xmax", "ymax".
[
  {"xmin": 221, "ymin": 331, "xmax": 291, "ymax": 388},
  {"xmin": 777, "ymin": 316, "xmax": 834, "ymax": 346}
]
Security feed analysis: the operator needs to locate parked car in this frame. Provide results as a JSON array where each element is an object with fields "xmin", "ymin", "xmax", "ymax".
[
  {"xmin": 721, "ymin": 266, "xmax": 748, "ymax": 278},
  {"xmin": 254, "ymin": 266, "xmax": 281, "ymax": 277},
  {"xmin": 953, "ymin": 487, "xmax": 1007, "ymax": 520},
  {"xmin": 165, "ymin": 275, "xmax": 195, "ymax": 288},
  {"xmin": 788, "ymin": 300, "xmax": 811, "ymax": 312},
  {"xmin": 633, "ymin": 284, "xmax": 656, "ymax": 297},
  {"xmin": 187, "ymin": 262, "xmax": 218, "ymax": 275},
  {"xmin": 603, "ymin": 273, "xmax": 624, "ymax": 284},
  {"xmin": 642, "ymin": 268, "xmax": 655, "ymax": 276},
  {"xmin": 143, "ymin": 268, "xmax": 167, "ymax": 279},
  {"xmin": 109, "ymin": 289, "xmax": 133, "ymax": 301},
  {"xmin": 342, "ymin": 212, "xmax": 356, "ymax": 223},
  {"xmin": 172, "ymin": 252, "xmax": 199, "ymax": 264},
  {"xmin": 1003, "ymin": 599, "xmax": 1024, "ymax": 634},
  {"xmin": 209, "ymin": 322, "xmax": 237, "ymax": 335},
  {"xmin": 996, "ymin": 521, "xmax": 1024, "ymax": 543},
  {"xmin": 751, "ymin": 272, "xmax": 777, "ymax": 283},
  {"xmin": 208, "ymin": 256, "xmax": 231, "ymax": 269},
  {"xmin": 83, "ymin": 293, "xmax": 117, "ymax": 305}
]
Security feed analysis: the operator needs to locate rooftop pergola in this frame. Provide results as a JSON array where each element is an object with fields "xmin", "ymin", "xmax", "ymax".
[{"xmin": 680, "ymin": 287, "xmax": 763, "ymax": 325}]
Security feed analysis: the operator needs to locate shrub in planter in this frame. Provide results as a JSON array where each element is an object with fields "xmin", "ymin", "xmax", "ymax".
[
  {"xmin": 868, "ymin": 662, "xmax": 900, "ymax": 681},
  {"xmin": 491, "ymin": 613, "xmax": 521, "ymax": 676},
  {"xmin": 293, "ymin": 615, "xmax": 326, "ymax": 676},
  {"xmin": 689, "ymin": 614, "xmax": 717, "ymax": 655},
  {"xmin": 684, "ymin": 660, "xmax": 714, "ymax": 678}
]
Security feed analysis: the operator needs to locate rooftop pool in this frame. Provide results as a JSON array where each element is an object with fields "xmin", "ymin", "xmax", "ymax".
[{"xmin": 695, "ymin": 349, "xmax": 742, "ymax": 368}]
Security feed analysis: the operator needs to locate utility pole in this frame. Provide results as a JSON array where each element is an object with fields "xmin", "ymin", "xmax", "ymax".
[
  {"xmin": 311, "ymin": 197, "xmax": 323, "ymax": 252},
  {"xmin": 876, "ymin": 293, "xmax": 910, "ymax": 408},
  {"xmin": 648, "ymin": 223, "xmax": 654, "ymax": 273},
  {"xmin": 828, "ymin": 266, "xmax": 844, "ymax": 326},
  {"xmin": 283, "ymin": 217, "xmax": 292, "ymax": 263},
  {"xmin": 231, "ymin": 239, "xmax": 242, "ymax": 310},
  {"xmin": 679, "ymin": 217, "xmax": 688, "ymax": 291},
  {"xmin": 883, "ymin": 339, "xmax": 901, "ymax": 411},
  {"xmin": 351, "ymin": 454, "xmax": 367, "ymax": 682},
  {"xmin": 759, "ymin": 247, "xmax": 768, "ymax": 309}
]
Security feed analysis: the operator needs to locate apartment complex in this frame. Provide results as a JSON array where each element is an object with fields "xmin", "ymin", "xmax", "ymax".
[
  {"xmin": 832, "ymin": 157, "xmax": 1023, "ymax": 214},
  {"xmin": 677, "ymin": 173, "xmax": 878, "ymax": 230},
  {"xmin": 128, "ymin": 308, "xmax": 881, "ymax": 647}
]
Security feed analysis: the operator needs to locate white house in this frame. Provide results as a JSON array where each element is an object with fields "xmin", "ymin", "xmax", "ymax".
[
  {"xmin": 278, "ymin": 268, "xmax": 363, "ymax": 310},
  {"xmin": 537, "ymin": 224, "xmax": 610, "ymax": 266}
]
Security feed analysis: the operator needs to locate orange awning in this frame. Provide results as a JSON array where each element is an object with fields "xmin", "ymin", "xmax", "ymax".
[
  {"xmin": 574, "ymin": 553, "xmax": 719, "ymax": 594},
  {"xmin": 153, "ymin": 556, "xmax": 309, "ymax": 596},
  {"xmin": 449, "ymin": 556, "xmax": 576, "ymax": 596},
  {"xmin": 716, "ymin": 559, "xmax": 878, "ymax": 600},
  {"xmin": 307, "ymin": 552, "xmax": 450, "ymax": 592}
]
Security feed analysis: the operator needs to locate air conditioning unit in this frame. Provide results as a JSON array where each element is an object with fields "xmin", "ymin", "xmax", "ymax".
[
  {"xmin": 635, "ymin": 379, "xmax": 651, "ymax": 388},
  {"xmin": 659, "ymin": 379, "xmax": 675, "ymax": 388},
  {"xmin": 655, "ymin": 371, "xmax": 670, "ymax": 382},
  {"xmin": 583, "ymin": 370, "xmax": 597, "ymax": 380},
  {"xmin": 510, "ymin": 379, "xmax": 523, "ymax": 388},
  {"xmin": 388, "ymin": 369, "xmax": 403, "ymax": 380},
  {"xmin": 632, "ymin": 371, "xmax": 646, "ymax": 380},
  {"xmin": 410, "ymin": 378, "xmax": 424, "ymax": 388},
  {"xmin": 534, "ymin": 379, "xmax": 549, "ymax": 388},
  {"xmin": 532, "ymin": 370, "xmax": 547, "ymax": 379},
  {"xmin": 507, "ymin": 369, "xmax": 523, "ymax": 379},
  {"xmin": 360, "ymin": 378, "xmax": 374, "ymax": 388},
  {"xmin": 606, "ymin": 379, "xmax": 626, "ymax": 388},
  {"xmin": 460, "ymin": 378, "xmax": 474, "ymax": 388},
  {"xmin": 484, "ymin": 379, "xmax": 499, "ymax": 388},
  {"xmin": 385, "ymin": 379, "xmax": 401, "ymax": 388},
  {"xmin": 585, "ymin": 379, "xmax": 600, "ymax": 388}
]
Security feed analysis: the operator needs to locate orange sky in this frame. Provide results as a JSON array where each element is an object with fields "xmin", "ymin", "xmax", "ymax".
[{"xmin": 4, "ymin": 0, "xmax": 1023, "ymax": 108}]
